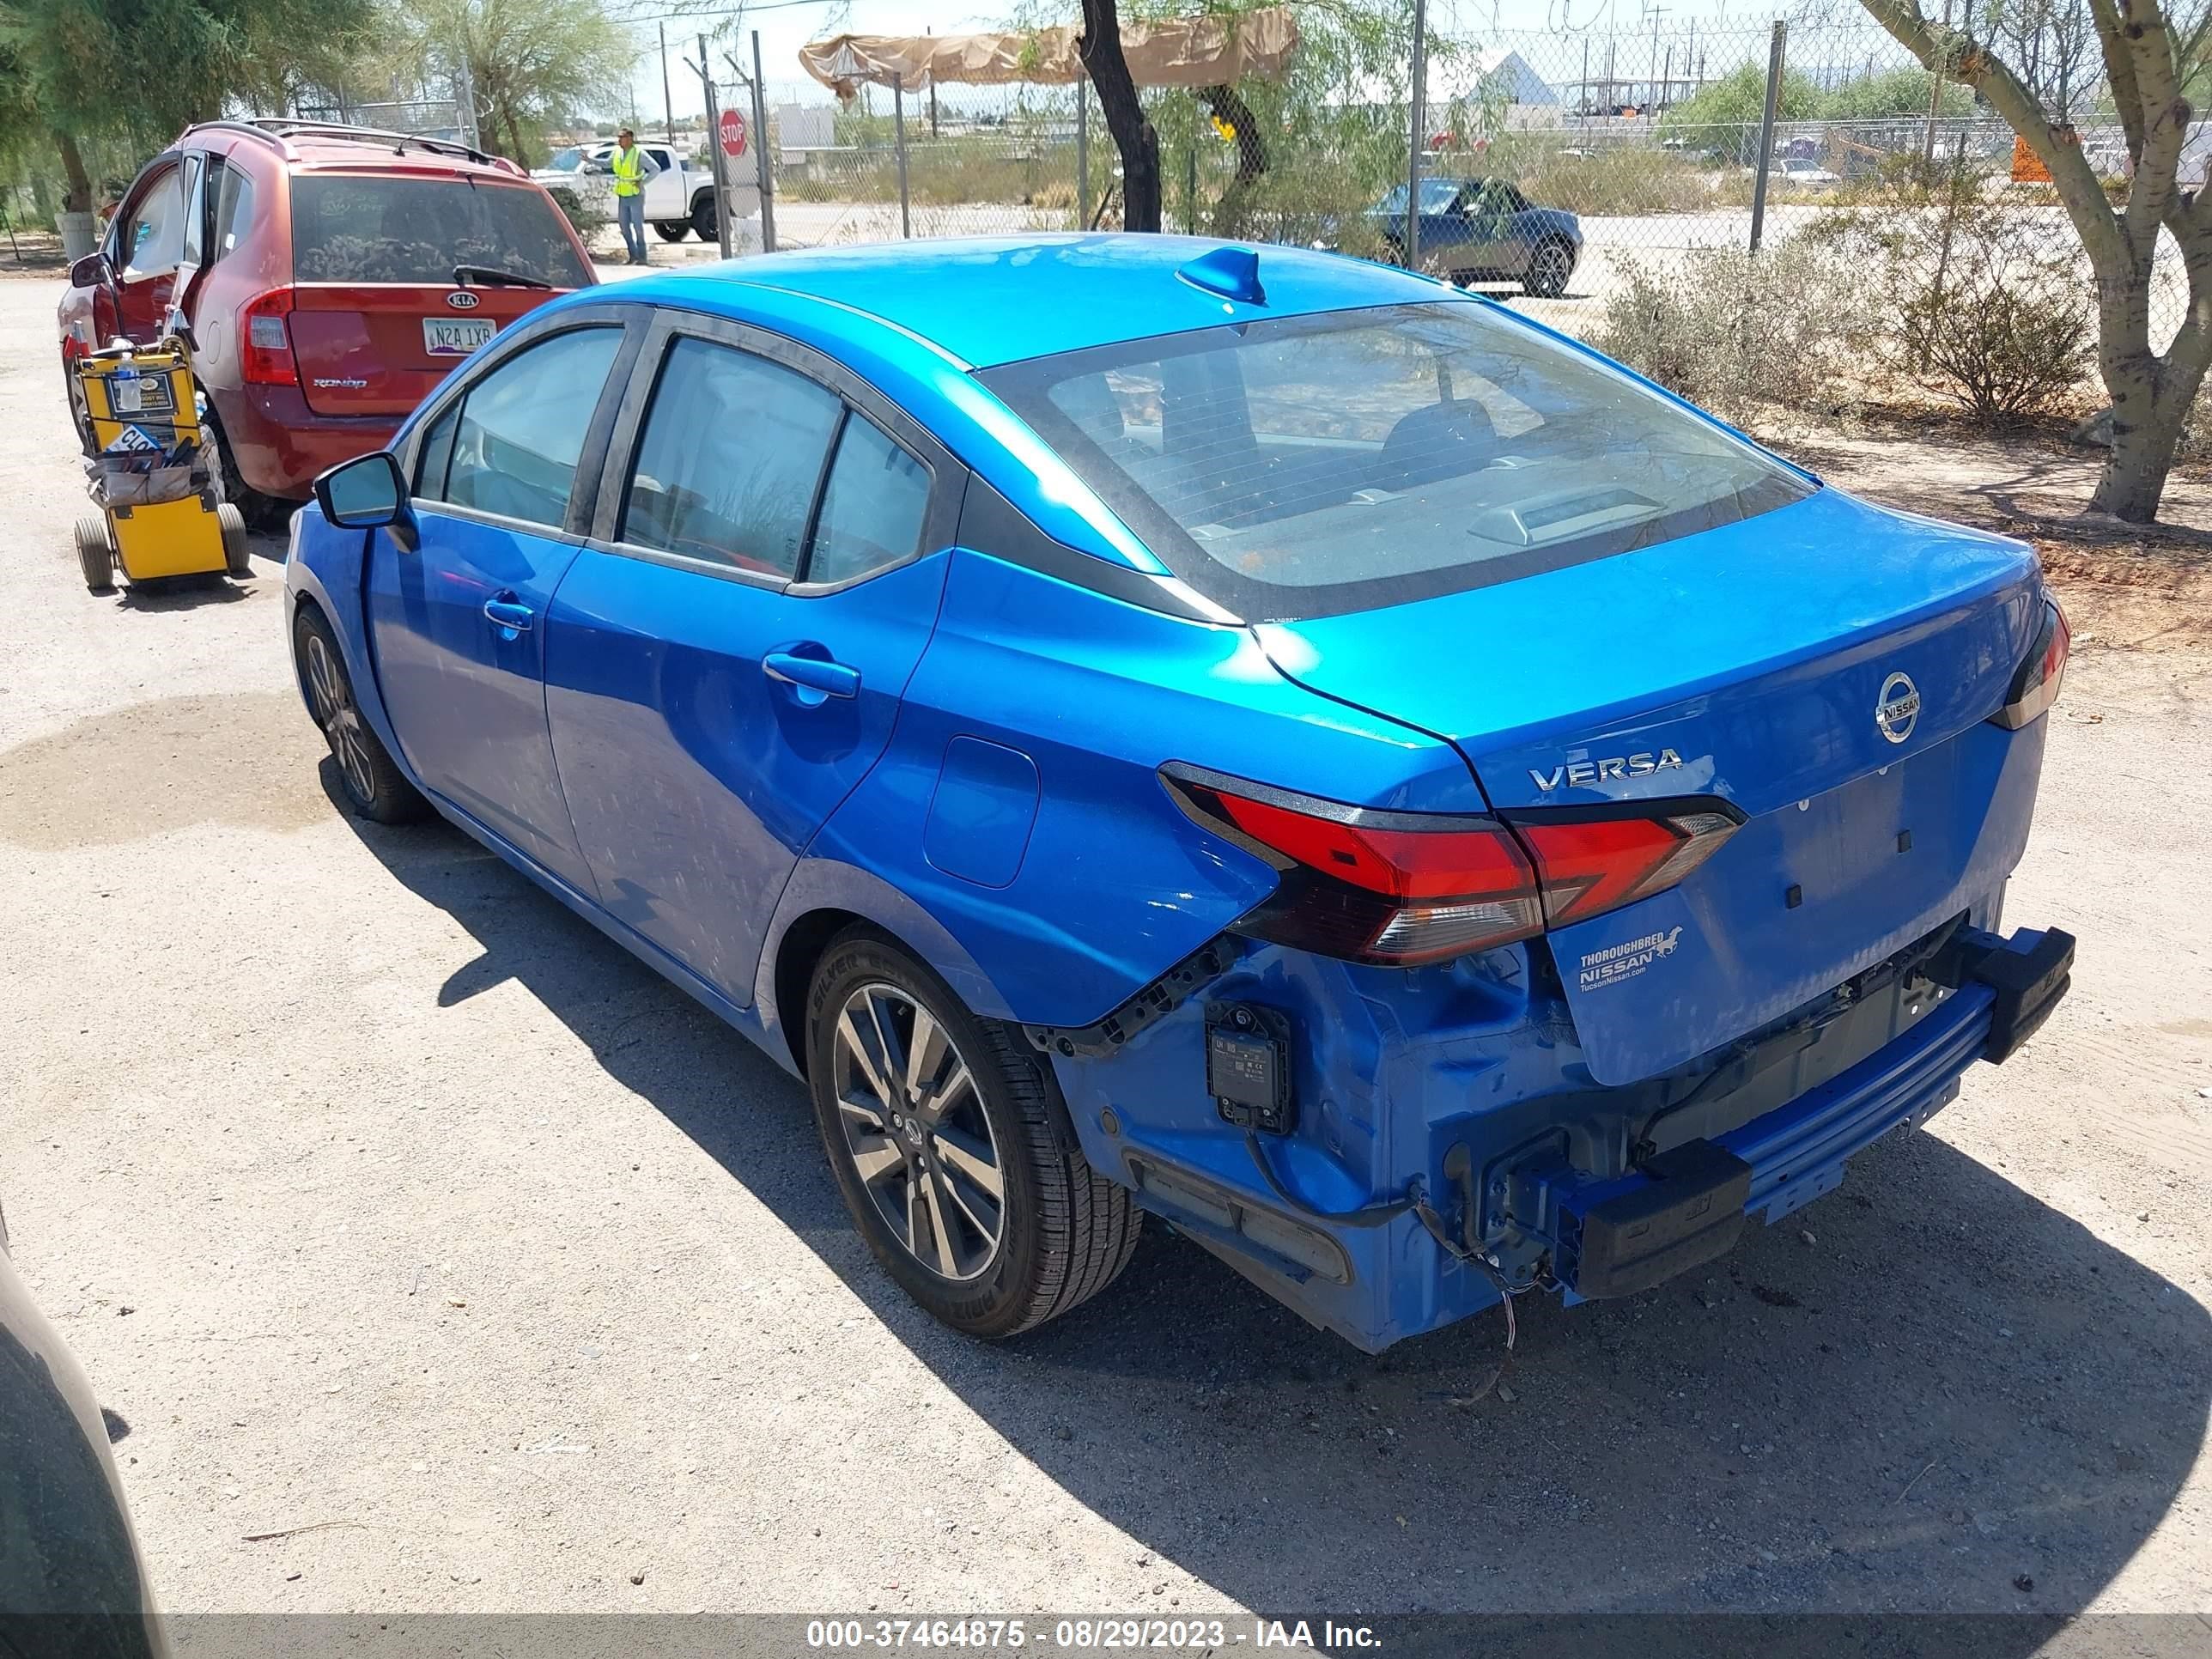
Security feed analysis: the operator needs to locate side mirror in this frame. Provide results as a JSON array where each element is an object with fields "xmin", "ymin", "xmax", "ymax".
[
  {"xmin": 316, "ymin": 451, "xmax": 409, "ymax": 532},
  {"xmin": 69, "ymin": 252, "xmax": 112, "ymax": 289}
]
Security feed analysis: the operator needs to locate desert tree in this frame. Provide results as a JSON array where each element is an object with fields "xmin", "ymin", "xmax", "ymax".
[{"xmin": 1857, "ymin": 0, "xmax": 2212, "ymax": 520}]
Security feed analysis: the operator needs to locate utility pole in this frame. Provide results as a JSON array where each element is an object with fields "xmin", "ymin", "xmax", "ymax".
[
  {"xmin": 1406, "ymin": 0, "xmax": 1428, "ymax": 270},
  {"xmin": 1647, "ymin": 3, "xmax": 1666, "ymax": 111},
  {"xmin": 659, "ymin": 22, "xmax": 675, "ymax": 144}
]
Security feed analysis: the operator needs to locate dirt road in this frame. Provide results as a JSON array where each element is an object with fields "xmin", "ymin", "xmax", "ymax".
[{"xmin": 2, "ymin": 269, "xmax": 2208, "ymax": 1623}]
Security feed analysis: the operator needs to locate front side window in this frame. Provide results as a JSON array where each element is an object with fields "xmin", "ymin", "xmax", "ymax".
[
  {"xmin": 979, "ymin": 301, "xmax": 1810, "ymax": 621},
  {"xmin": 289, "ymin": 176, "xmax": 590, "ymax": 287},
  {"xmin": 620, "ymin": 338, "xmax": 843, "ymax": 576},
  {"xmin": 415, "ymin": 401, "xmax": 461, "ymax": 496},
  {"xmin": 211, "ymin": 162, "xmax": 256, "ymax": 263},
  {"xmin": 118, "ymin": 166, "xmax": 184, "ymax": 278},
  {"xmin": 179, "ymin": 155, "xmax": 206, "ymax": 265},
  {"xmin": 431, "ymin": 327, "xmax": 622, "ymax": 528},
  {"xmin": 1378, "ymin": 178, "xmax": 1461, "ymax": 216}
]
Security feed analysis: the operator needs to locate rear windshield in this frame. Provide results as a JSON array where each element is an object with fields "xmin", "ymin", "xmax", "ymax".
[
  {"xmin": 290, "ymin": 175, "xmax": 590, "ymax": 288},
  {"xmin": 977, "ymin": 301, "xmax": 1812, "ymax": 620}
]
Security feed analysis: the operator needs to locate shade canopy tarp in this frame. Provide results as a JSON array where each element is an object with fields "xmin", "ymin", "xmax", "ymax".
[{"xmin": 798, "ymin": 9, "xmax": 1298, "ymax": 99}]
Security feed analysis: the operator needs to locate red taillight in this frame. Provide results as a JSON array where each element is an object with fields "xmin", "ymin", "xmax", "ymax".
[
  {"xmin": 241, "ymin": 289, "xmax": 297, "ymax": 386},
  {"xmin": 1165, "ymin": 770, "xmax": 1542, "ymax": 965},
  {"xmin": 1163, "ymin": 767, "xmax": 1740, "ymax": 968},
  {"xmin": 1513, "ymin": 810, "xmax": 1740, "ymax": 928},
  {"xmin": 1992, "ymin": 599, "xmax": 2069, "ymax": 729}
]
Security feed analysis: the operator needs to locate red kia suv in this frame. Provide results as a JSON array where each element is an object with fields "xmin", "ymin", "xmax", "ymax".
[{"xmin": 58, "ymin": 119, "xmax": 597, "ymax": 524}]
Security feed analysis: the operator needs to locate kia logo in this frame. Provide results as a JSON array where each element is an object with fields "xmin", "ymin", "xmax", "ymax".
[{"xmin": 446, "ymin": 291, "xmax": 481, "ymax": 310}]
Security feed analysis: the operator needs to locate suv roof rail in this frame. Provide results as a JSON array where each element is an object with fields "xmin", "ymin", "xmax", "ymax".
[
  {"xmin": 240, "ymin": 118, "xmax": 503, "ymax": 168},
  {"xmin": 191, "ymin": 119, "xmax": 301, "ymax": 158}
]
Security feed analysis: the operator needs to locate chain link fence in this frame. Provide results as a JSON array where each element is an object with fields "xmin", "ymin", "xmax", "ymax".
[{"xmin": 739, "ymin": 12, "xmax": 2180, "ymax": 418}]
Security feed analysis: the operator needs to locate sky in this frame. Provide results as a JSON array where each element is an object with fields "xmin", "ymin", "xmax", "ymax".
[{"xmin": 617, "ymin": 0, "xmax": 1786, "ymax": 124}]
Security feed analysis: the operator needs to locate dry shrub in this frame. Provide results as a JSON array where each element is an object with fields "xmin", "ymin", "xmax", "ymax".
[
  {"xmin": 1808, "ymin": 172, "xmax": 2094, "ymax": 420},
  {"xmin": 1592, "ymin": 239, "xmax": 1881, "ymax": 429},
  {"xmin": 1896, "ymin": 232, "xmax": 2092, "ymax": 417}
]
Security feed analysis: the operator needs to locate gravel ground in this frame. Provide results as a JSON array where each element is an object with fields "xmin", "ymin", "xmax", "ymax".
[{"xmin": 1, "ymin": 269, "xmax": 2208, "ymax": 1623}]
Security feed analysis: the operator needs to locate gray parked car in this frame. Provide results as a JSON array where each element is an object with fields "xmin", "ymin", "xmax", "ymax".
[
  {"xmin": 1365, "ymin": 176, "xmax": 1584, "ymax": 297},
  {"xmin": 0, "ymin": 1201, "xmax": 167, "ymax": 1659}
]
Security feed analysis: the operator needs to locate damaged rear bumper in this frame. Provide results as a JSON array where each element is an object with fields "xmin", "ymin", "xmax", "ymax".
[
  {"xmin": 1080, "ymin": 924, "xmax": 2071, "ymax": 1352},
  {"xmin": 1540, "ymin": 925, "xmax": 2074, "ymax": 1302}
]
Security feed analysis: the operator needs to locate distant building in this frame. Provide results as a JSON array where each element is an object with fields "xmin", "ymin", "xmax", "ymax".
[{"xmin": 1468, "ymin": 48, "xmax": 1559, "ymax": 109}]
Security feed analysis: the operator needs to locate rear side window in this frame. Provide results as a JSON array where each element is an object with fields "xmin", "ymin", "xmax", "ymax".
[
  {"xmin": 619, "ymin": 338, "xmax": 843, "ymax": 576},
  {"xmin": 979, "ymin": 301, "xmax": 1810, "ymax": 620},
  {"xmin": 430, "ymin": 327, "xmax": 621, "ymax": 529},
  {"xmin": 808, "ymin": 416, "xmax": 931, "ymax": 586},
  {"xmin": 289, "ymin": 176, "xmax": 590, "ymax": 287}
]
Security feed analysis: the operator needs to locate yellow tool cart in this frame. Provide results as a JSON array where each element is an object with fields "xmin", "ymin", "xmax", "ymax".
[{"xmin": 73, "ymin": 341, "xmax": 249, "ymax": 592}]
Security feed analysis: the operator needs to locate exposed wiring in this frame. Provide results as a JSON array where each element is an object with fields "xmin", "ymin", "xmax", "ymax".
[
  {"xmin": 1243, "ymin": 1132, "xmax": 1521, "ymax": 1350},
  {"xmin": 1414, "ymin": 1198, "xmax": 1519, "ymax": 1350},
  {"xmin": 1628, "ymin": 1042, "xmax": 1753, "ymax": 1164}
]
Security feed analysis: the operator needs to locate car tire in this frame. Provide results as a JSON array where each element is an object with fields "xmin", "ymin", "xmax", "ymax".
[
  {"xmin": 653, "ymin": 220, "xmax": 690, "ymax": 242},
  {"xmin": 690, "ymin": 193, "xmax": 718, "ymax": 242},
  {"xmin": 204, "ymin": 406, "xmax": 290, "ymax": 532},
  {"xmin": 75, "ymin": 515, "xmax": 114, "ymax": 592},
  {"xmin": 805, "ymin": 928, "xmax": 1140, "ymax": 1340},
  {"xmin": 293, "ymin": 605, "xmax": 431, "ymax": 825},
  {"xmin": 1524, "ymin": 239, "xmax": 1574, "ymax": 299},
  {"xmin": 218, "ymin": 503, "xmax": 252, "ymax": 577}
]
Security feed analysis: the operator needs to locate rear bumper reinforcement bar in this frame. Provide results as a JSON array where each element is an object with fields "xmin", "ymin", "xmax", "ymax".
[{"xmin": 1549, "ymin": 925, "xmax": 2072, "ymax": 1298}]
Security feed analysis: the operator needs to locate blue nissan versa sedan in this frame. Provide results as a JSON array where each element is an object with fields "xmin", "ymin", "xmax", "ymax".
[{"xmin": 285, "ymin": 235, "xmax": 2075, "ymax": 1353}]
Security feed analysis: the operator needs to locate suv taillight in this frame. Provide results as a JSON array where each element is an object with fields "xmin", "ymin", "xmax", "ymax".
[
  {"xmin": 1990, "ymin": 599, "xmax": 2069, "ymax": 729},
  {"xmin": 241, "ymin": 289, "xmax": 297, "ymax": 386},
  {"xmin": 1163, "ymin": 766, "xmax": 1739, "ymax": 967}
]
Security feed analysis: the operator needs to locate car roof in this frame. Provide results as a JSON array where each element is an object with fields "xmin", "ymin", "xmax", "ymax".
[{"xmin": 613, "ymin": 234, "xmax": 1454, "ymax": 369}]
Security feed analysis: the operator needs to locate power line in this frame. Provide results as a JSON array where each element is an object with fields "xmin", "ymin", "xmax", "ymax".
[{"xmin": 617, "ymin": 0, "xmax": 843, "ymax": 23}]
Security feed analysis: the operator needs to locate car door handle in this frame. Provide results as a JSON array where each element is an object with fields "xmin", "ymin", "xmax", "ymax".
[
  {"xmin": 763, "ymin": 652, "xmax": 860, "ymax": 699},
  {"xmin": 483, "ymin": 598, "xmax": 534, "ymax": 633}
]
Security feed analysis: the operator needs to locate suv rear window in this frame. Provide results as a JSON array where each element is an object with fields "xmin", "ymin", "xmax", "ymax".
[
  {"xmin": 978, "ymin": 301, "xmax": 1811, "ymax": 620},
  {"xmin": 289, "ymin": 175, "xmax": 589, "ymax": 287}
]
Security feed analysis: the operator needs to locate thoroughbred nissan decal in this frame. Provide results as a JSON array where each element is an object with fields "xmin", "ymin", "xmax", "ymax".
[{"xmin": 1578, "ymin": 926, "xmax": 1683, "ymax": 991}]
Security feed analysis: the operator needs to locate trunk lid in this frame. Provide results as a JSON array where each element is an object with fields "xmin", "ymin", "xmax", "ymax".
[
  {"xmin": 290, "ymin": 283, "xmax": 557, "ymax": 416},
  {"xmin": 1257, "ymin": 486, "xmax": 2048, "ymax": 1085}
]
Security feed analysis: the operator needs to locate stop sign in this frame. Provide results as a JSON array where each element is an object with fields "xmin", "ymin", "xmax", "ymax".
[{"xmin": 719, "ymin": 107, "xmax": 747, "ymax": 158}]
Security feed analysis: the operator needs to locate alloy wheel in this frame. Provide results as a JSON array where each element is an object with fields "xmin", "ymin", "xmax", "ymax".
[
  {"xmin": 1533, "ymin": 244, "xmax": 1571, "ymax": 295},
  {"xmin": 830, "ymin": 982, "xmax": 1006, "ymax": 1283},
  {"xmin": 303, "ymin": 631, "xmax": 379, "ymax": 806}
]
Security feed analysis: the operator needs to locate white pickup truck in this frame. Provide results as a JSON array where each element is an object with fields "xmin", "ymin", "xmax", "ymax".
[{"xmin": 532, "ymin": 140, "xmax": 751, "ymax": 243}]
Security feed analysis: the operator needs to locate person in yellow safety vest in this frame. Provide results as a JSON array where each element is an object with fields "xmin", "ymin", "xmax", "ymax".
[{"xmin": 610, "ymin": 127, "xmax": 662, "ymax": 266}]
